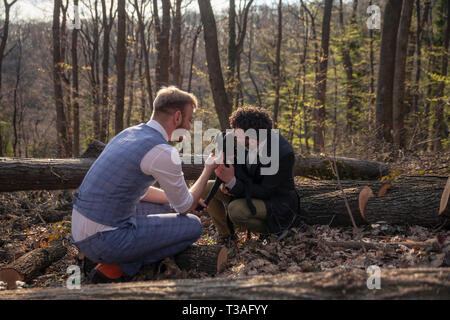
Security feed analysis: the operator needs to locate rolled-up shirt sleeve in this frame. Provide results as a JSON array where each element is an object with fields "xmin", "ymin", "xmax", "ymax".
[{"xmin": 140, "ymin": 144, "xmax": 193, "ymax": 213}]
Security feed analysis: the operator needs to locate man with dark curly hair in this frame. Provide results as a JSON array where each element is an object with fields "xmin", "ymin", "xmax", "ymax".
[{"xmin": 202, "ymin": 106, "xmax": 301, "ymax": 243}]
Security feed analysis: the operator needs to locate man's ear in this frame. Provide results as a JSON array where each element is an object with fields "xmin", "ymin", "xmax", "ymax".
[{"xmin": 174, "ymin": 110, "xmax": 182, "ymax": 125}]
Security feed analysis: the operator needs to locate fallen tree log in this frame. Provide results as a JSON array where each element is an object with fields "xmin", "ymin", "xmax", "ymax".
[
  {"xmin": 300, "ymin": 180, "xmax": 449, "ymax": 228},
  {"xmin": 0, "ymin": 153, "xmax": 388, "ymax": 192},
  {"xmin": 0, "ymin": 241, "xmax": 67, "ymax": 290},
  {"xmin": 0, "ymin": 268, "xmax": 448, "ymax": 299}
]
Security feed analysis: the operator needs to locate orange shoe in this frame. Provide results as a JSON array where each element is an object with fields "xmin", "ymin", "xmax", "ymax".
[{"xmin": 88, "ymin": 264, "xmax": 126, "ymax": 284}]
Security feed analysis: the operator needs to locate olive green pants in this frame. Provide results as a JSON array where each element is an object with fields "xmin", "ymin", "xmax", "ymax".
[{"xmin": 201, "ymin": 180, "xmax": 269, "ymax": 236}]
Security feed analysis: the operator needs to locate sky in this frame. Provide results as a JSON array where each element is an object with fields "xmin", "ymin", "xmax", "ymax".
[{"xmin": 6, "ymin": 0, "xmax": 285, "ymax": 22}]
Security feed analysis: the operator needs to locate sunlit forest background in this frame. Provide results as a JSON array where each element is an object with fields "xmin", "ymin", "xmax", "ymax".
[{"xmin": 0, "ymin": 0, "xmax": 448, "ymax": 160}]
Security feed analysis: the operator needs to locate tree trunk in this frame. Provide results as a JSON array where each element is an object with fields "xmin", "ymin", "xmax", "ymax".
[
  {"xmin": 53, "ymin": 0, "xmax": 70, "ymax": 157},
  {"xmin": 0, "ymin": 241, "xmax": 67, "ymax": 290},
  {"xmin": 115, "ymin": 0, "xmax": 127, "ymax": 134},
  {"xmin": 375, "ymin": 0, "xmax": 403, "ymax": 143},
  {"xmin": 198, "ymin": 0, "xmax": 233, "ymax": 131},
  {"xmin": 0, "ymin": 268, "xmax": 448, "ymax": 299},
  {"xmin": 392, "ymin": 0, "xmax": 414, "ymax": 150},
  {"xmin": 313, "ymin": 0, "xmax": 333, "ymax": 153}
]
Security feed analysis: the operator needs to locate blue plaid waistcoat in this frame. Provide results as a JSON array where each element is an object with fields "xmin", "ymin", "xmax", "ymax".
[{"xmin": 72, "ymin": 124, "xmax": 168, "ymax": 226}]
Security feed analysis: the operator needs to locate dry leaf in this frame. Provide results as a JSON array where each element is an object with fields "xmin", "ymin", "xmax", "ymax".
[
  {"xmin": 438, "ymin": 176, "xmax": 450, "ymax": 215},
  {"xmin": 358, "ymin": 186, "xmax": 374, "ymax": 222}
]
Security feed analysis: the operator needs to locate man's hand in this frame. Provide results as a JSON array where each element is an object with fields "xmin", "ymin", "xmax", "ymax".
[
  {"xmin": 192, "ymin": 198, "xmax": 207, "ymax": 215},
  {"xmin": 215, "ymin": 162, "xmax": 235, "ymax": 184},
  {"xmin": 205, "ymin": 153, "xmax": 221, "ymax": 172}
]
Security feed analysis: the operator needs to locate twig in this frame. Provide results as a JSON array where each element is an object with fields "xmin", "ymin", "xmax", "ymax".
[{"xmin": 325, "ymin": 130, "xmax": 366, "ymax": 252}]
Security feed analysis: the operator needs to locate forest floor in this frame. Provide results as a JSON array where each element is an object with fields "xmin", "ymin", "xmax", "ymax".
[{"xmin": 0, "ymin": 151, "xmax": 449, "ymax": 290}]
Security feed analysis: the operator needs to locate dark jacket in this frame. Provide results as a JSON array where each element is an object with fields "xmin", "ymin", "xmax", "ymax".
[{"xmin": 227, "ymin": 132, "xmax": 300, "ymax": 235}]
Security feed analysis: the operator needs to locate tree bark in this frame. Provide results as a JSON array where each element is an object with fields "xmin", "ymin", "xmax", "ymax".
[
  {"xmin": 0, "ymin": 268, "xmax": 448, "ymax": 299},
  {"xmin": 198, "ymin": 0, "xmax": 233, "ymax": 131},
  {"xmin": 0, "ymin": 241, "xmax": 67, "ymax": 290}
]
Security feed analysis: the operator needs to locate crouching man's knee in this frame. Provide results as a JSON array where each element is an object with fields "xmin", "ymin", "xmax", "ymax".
[
  {"xmin": 184, "ymin": 213, "xmax": 203, "ymax": 239},
  {"xmin": 227, "ymin": 199, "xmax": 250, "ymax": 225}
]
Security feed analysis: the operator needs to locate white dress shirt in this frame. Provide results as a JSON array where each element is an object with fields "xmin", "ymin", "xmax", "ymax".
[{"xmin": 72, "ymin": 120, "xmax": 194, "ymax": 242}]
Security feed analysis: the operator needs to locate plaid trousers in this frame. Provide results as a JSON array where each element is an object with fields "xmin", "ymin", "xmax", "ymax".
[{"xmin": 72, "ymin": 202, "xmax": 202, "ymax": 276}]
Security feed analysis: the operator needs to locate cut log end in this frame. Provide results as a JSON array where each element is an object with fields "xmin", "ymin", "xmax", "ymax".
[
  {"xmin": 377, "ymin": 182, "xmax": 392, "ymax": 197},
  {"xmin": 216, "ymin": 246, "xmax": 228, "ymax": 273},
  {"xmin": 358, "ymin": 186, "xmax": 374, "ymax": 222},
  {"xmin": 0, "ymin": 268, "xmax": 23, "ymax": 290},
  {"xmin": 439, "ymin": 177, "xmax": 450, "ymax": 216}
]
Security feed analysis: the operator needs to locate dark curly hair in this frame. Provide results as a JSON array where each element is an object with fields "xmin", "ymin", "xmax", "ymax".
[{"xmin": 229, "ymin": 106, "xmax": 273, "ymax": 131}]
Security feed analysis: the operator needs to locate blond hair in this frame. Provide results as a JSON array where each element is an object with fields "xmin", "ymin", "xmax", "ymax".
[{"xmin": 153, "ymin": 86, "xmax": 197, "ymax": 116}]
